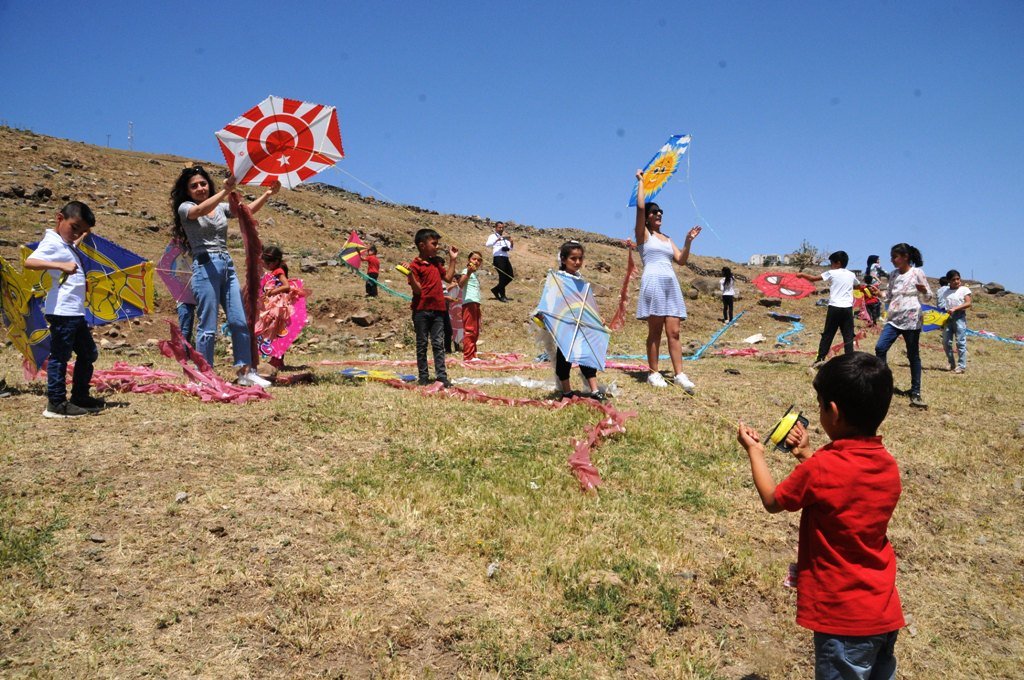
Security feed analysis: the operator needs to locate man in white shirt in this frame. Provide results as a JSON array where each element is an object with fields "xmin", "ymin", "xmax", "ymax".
[{"xmin": 484, "ymin": 221, "xmax": 514, "ymax": 302}]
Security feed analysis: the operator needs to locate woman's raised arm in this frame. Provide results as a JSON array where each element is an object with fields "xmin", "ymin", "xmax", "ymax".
[{"xmin": 634, "ymin": 169, "xmax": 648, "ymax": 246}]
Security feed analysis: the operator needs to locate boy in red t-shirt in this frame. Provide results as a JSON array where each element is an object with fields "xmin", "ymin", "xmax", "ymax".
[
  {"xmin": 363, "ymin": 245, "xmax": 381, "ymax": 297},
  {"xmin": 403, "ymin": 229, "xmax": 459, "ymax": 386},
  {"xmin": 737, "ymin": 352, "xmax": 904, "ymax": 679}
]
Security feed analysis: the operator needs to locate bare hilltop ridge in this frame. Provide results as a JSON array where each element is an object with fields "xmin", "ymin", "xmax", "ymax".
[{"xmin": 2, "ymin": 125, "xmax": 1024, "ymax": 678}]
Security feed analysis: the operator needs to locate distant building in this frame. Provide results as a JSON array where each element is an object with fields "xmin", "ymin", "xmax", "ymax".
[{"xmin": 747, "ymin": 253, "xmax": 791, "ymax": 267}]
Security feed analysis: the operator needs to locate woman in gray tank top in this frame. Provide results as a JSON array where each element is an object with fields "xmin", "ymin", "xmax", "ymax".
[{"xmin": 170, "ymin": 166, "xmax": 280, "ymax": 387}]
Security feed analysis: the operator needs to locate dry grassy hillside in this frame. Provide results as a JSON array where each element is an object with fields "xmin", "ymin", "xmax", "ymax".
[{"xmin": 2, "ymin": 126, "xmax": 1023, "ymax": 679}]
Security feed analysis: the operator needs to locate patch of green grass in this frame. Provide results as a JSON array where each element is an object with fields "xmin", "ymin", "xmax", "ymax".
[{"xmin": 0, "ymin": 497, "xmax": 66, "ymax": 577}]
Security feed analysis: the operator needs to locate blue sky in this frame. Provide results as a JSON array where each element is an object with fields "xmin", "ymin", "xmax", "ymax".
[{"xmin": 2, "ymin": 1, "xmax": 1022, "ymax": 291}]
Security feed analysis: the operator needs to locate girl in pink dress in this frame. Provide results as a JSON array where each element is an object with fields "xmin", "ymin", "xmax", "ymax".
[{"xmin": 255, "ymin": 246, "xmax": 308, "ymax": 369}]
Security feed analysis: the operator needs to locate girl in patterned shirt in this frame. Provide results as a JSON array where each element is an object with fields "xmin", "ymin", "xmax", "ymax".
[{"xmin": 874, "ymin": 243, "xmax": 931, "ymax": 408}]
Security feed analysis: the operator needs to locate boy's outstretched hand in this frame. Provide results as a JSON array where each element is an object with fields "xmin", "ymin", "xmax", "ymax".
[{"xmin": 448, "ymin": 245, "xmax": 459, "ymax": 259}]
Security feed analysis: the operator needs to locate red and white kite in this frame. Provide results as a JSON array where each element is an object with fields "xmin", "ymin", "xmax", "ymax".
[{"xmin": 215, "ymin": 95, "xmax": 344, "ymax": 189}]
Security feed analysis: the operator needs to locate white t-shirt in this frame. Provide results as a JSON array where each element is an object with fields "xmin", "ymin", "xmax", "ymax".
[
  {"xmin": 720, "ymin": 277, "xmax": 735, "ymax": 296},
  {"xmin": 821, "ymin": 268, "xmax": 857, "ymax": 308},
  {"xmin": 28, "ymin": 229, "xmax": 87, "ymax": 316},
  {"xmin": 485, "ymin": 232, "xmax": 513, "ymax": 257},
  {"xmin": 939, "ymin": 285, "xmax": 971, "ymax": 312}
]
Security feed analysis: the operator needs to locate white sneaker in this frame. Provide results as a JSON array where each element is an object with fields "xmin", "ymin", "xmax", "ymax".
[
  {"xmin": 674, "ymin": 372, "xmax": 696, "ymax": 394},
  {"xmin": 237, "ymin": 370, "xmax": 271, "ymax": 388},
  {"xmin": 647, "ymin": 372, "xmax": 668, "ymax": 388}
]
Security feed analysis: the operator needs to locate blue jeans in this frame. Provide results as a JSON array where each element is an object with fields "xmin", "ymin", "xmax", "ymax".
[
  {"xmin": 875, "ymin": 323, "xmax": 921, "ymax": 397},
  {"xmin": 191, "ymin": 253, "xmax": 252, "ymax": 367},
  {"xmin": 412, "ymin": 309, "xmax": 448, "ymax": 382},
  {"xmin": 814, "ymin": 630, "xmax": 898, "ymax": 680},
  {"xmin": 176, "ymin": 302, "xmax": 196, "ymax": 346},
  {"xmin": 45, "ymin": 314, "xmax": 98, "ymax": 404},
  {"xmin": 942, "ymin": 312, "xmax": 967, "ymax": 370}
]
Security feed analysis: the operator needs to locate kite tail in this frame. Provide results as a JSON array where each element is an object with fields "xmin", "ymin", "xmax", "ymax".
[
  {"xmin": 229, "ymin": 192, "xmax": 264, "ymax": 368},
  {"xmin": 608, "ymin": 245, "xmax": 637, "ymax": 331}
]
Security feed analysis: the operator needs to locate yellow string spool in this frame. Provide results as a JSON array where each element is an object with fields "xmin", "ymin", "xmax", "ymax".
[{"xmin": 767, "ymin": 405, "xmax": 809, "ymax": 452}]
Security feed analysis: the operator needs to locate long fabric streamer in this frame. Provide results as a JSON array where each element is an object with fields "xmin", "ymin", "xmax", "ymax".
[
  {"xmin": 713, "ymin": 348, "xmax": 815, "ymax": 357},
  {"xmin": 374, "ymin": 379, "xmax": 635, "ymax": 491},
  {"xmin": 88, "ymin": 323, "xmax": 271, "ymax": 404},
  {"xmin": 609, "ymin": 245, "xmax": 637, "ymax": 331},
  {"xmin": 683, "ymin": 311, "xmax": 745, "ymax": 361},
  {"xmin": 229, "ymin": 192, "xmax": 264, "ymax": 368}
]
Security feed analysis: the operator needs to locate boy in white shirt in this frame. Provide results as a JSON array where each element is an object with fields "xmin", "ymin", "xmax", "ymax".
[
  {"xmin": 23, "ymin": 201, "xmax": 103, "ymax": 418},
  {"xmin": 797, "ymin": 250, "xmax": 860, "ymax": 367}
]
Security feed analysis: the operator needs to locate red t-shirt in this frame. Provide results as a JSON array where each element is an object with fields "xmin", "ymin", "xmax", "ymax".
[
  {"xmin": 774, "ymin": 436, "xmax": 905, "ymax": 636},
  {"xmin": 409, "ymin": 256, "xmax": 447, "ymax": 312},
  {"xmin": 364, "ymin": 254, "xmax": 380, "ymax": 275}
]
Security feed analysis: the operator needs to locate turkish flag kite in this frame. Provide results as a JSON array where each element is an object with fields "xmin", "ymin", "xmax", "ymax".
[{"xmin": 216, "ymin": 95, "xmax": 344, "ymax": 189}]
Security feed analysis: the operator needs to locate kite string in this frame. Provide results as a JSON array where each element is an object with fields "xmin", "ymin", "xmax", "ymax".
[
  {"xmin": 684, "ymin": 149, "xmax": 722, "ymax": 242},
  {"xmin": 330, "ymin": 166, "xmax": 397, "ymax": 205}
]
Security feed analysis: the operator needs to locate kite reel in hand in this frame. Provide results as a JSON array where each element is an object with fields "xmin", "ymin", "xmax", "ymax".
[{"xmin": 767, "ymin": 405, "xmax": 808, "ymax": 453}]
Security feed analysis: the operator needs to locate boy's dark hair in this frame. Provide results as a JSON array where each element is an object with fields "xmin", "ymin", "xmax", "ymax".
[
  {"xmin": 945, "ymin": 269, "xmax": 960, "ymax": 281},
  {"xmin": 938, "ymin": 276, "xmax": 948, "ymax": 287},
  {"xmin": 61, "ymin": 201, "xmax": 96, "ymax": 228},
  {"xmin": 828, "ymin": 250, "xmax": 849, "ymax": 268},
  {"xmin": 891, "ymin": 242, "xmax": 923, "ymax": 267},
  {"xmin": 558, "ymin": 240, "xmax": 584, "ymax": 270},
  {"xmin": 414, "ymin": 228, "xmax": 440, "ymax": 245},
  {"xmin": 813, "ymin": 353, "xmax": 893, "ymax": 435},
  {"xmin": 368, "ymin": 244, "xmax": 377, "ymax": 254}
]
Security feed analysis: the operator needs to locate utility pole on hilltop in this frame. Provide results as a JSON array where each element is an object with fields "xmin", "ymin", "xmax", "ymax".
[
  {"xmin": 128, "ymin": 121, "xmax": 134, "ymax": 151},
  {"xmin": 106, "ymin": 134, "xmax": 111, "ymax": 147}
]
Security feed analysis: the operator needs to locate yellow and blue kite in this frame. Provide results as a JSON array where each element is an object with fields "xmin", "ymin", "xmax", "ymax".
[
  {"xmin": 920, "ymin": 304, "xmax": 949, "ymax": 332},
  {"xmin": 628, "ymin": 134, "xmax": 691, "ymax": 207},
  {"xmin": 6, "ymin": 234, "xmax": 154, "ymax": 375}
]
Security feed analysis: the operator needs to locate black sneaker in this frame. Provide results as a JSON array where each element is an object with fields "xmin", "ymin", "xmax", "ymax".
[
  {"xmin": 417, "ymin": 377, "xmax": 432, "ymax": 386},
  {"xmin": 437, "ymin": 378, "xmax": 452, "ymax": 388},
  {"xmin": 43, "ymin": 400, "xmax": 92, "ymax": 419},
  {"xmin": 909, "ymin": 394, "xmax": 928, "ymax": 409},
  {"xmin": 71, "ymin": 395, "xmax": 106, "ymax": 412}
]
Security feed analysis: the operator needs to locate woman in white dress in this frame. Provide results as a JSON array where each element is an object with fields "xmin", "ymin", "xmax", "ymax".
[{"xmin": 633, "ymin": 168, "xmax": 702, "ymax": 391}]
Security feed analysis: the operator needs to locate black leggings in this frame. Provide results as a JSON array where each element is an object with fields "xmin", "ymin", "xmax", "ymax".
[
  {"xmin": 555, "ymin": 348, "xmax": 596, "ymax": 382},
  {"xmin": 722, "ymin": 295, "xmax": 734, "ymax": 321}
]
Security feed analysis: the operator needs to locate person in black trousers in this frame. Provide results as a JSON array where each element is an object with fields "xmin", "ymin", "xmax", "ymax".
[{"xmin": 485, "ymin": 221, "xmax": 514, "ymax": 302}]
